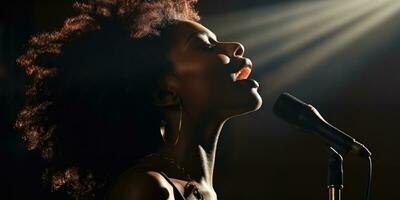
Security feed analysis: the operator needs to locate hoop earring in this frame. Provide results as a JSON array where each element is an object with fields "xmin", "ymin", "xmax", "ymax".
[
  {"xmin": 159, "ymin": 103, "xmax": 183, "ymax": 145},
  {"xmin": 175, "ymin": 103, "xmax": 183, "ymax": 145},
  {"xmin": 160, "ymin": 120, "xmax": 167, "ymax": 143}
]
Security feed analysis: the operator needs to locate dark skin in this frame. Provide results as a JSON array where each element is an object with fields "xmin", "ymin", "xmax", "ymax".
[{"xmin": 108, "ymin": 19, "xmax": 262, "ymax": 200}]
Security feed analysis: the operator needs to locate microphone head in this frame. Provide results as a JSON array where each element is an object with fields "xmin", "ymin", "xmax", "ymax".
[
  {"xmin": 273, "ymin": 93, "xmax": 312, "ymax": 127},
  {"xmin": 273, "ymin": 93, "xmax": 370, "ymax": 157}
]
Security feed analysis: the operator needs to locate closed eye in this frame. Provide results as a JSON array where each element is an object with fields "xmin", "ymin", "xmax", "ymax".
[
  {"xmin": 185, "ymin": 31, "xmax": 219, "ymax": 51},
  {"xmin": 201, "ymin": 42, "xmax": 217, "ymax": 50},
  {"xmin": 197, "ymin": 33, "xmax": 218, "ymax": 51}
]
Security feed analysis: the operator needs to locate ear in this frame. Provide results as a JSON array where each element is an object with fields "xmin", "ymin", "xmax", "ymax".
[{"xmin": 152, "ymin": 75, "xmax": 180, "ymax": 108}]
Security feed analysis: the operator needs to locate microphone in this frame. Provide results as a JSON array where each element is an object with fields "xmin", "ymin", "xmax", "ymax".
[{"xmin": 273, "ymin": 93, "xmax": 371, "ymax": 158}]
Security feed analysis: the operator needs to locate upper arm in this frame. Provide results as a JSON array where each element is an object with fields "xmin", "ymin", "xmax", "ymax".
[{"xmin": 108, "ymin": 171, "xmax": 174, "ymax": 200}]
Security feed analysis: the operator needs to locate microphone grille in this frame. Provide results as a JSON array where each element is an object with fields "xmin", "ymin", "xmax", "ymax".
[{"xmin": 273, "ymin": 93, "xmax": 309, "ymax": 124}]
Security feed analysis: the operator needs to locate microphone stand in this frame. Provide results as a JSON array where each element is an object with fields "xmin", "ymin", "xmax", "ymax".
[{"xmin": 327, "ymin": 147, "xmax": 343, "ymax": 200}]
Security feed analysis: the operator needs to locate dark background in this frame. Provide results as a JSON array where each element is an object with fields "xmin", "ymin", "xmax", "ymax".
[{"xmin": 1, "ymin": 0, "xmax": 399, "ymax": 199}]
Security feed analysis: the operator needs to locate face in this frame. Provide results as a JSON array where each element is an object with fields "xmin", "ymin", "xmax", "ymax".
[{"xmin": 164, "ymin": 20, "xmax": 262, "ymax": 119}]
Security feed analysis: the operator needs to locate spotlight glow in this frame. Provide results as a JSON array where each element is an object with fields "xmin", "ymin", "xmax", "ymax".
[
  {"xmin": 259, "ymin": 0, "xmax": 400, "ymax": 95},
  {"xmin": 241, "ymin": 0, "xmax": 364, "ymax": 51},
  {"xmin": 203, "ymin": 0, "xmax": 336, "ymax": 38},
  {"xmin": 203, "ymin": 0, "xmax": 400, "ymax": 97},
  {"xmin": 253, "ymin": 0, "xmax": 391, "ymax": 68}
]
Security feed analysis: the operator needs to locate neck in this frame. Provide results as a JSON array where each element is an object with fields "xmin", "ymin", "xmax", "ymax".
[{"xmin": 159, "ymin": 113, "xmax": 226, "ymax": 186}]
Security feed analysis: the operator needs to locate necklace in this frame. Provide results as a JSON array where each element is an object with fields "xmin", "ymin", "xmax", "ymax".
[{"xmin": 144, "ymin": 153, "xmax": 204, "ymax": 200}]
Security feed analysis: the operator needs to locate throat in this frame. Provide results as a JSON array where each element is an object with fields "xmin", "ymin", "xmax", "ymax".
[
  {"xmin": 158, "ymin": 143, "xmax": 216, "ymax": 185},
  {"xmin": 158, "ymin": 113, "xmax": 226, "ymax": 188}
]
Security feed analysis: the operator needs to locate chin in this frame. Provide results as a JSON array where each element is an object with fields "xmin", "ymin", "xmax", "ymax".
[
  {"xmin": 228, "ymin": 88, "xmax": 263, "ymax": 118},
  {"xmin": 244, "ymin": 88, "xmax": 263, "ymax": 113}
]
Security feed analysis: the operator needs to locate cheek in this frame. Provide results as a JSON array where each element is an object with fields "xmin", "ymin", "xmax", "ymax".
[
  {"xmin": 179, "ymin": 67, "xmax": 231, "ymax": 110},
  {"xmin": 217, "ymin": 54, "xmax": 230, "ymax": 65},
  {"xmin": 177, "ymin": 53, "xmax": 237, "ymax": 111},
  {"xmin": 182, "ymin": 79, "xmax": 239, "ymax": 115},
  {"xmin": 180, "ymin": 78, "xmax": 212, "ymax": 113},
  {"xmin": 179, "ymin": 53, "xmax": 231, "ymax": 84}
]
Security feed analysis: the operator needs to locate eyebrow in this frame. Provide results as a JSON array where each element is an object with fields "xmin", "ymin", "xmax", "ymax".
[{"xmin": 184, "ymin": 31, "xmax": 218, "ymax": 49}]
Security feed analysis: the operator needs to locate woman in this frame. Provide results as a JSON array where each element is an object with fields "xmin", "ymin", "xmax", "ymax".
[{"xmin": 16, "ymin": 0, "xmax": 262, "ymax": 199}]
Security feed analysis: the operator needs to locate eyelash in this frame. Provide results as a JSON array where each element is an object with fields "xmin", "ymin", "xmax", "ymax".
[{"xmin": 201, "ymin": 43, "xmax": 217, "ymax": 50}]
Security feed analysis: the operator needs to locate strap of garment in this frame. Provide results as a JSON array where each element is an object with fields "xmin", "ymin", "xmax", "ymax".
[{"xmin": 129, "ymin": 164, "xmax": 186, "ymax": 200}]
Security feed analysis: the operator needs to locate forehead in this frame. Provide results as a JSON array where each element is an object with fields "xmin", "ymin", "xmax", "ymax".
[{"xmin": 168, "ymin": 20, "xmax": 217, "ymax": 47}]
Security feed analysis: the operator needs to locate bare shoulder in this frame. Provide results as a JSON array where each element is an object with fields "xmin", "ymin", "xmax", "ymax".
[{"xmin": 108, "ymin": 169, "xmax": 175, "ymax": 200}]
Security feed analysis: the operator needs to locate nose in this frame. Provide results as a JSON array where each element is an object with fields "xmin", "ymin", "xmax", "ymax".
[{"xmin": 221, "ymin": 42, "xmax": 245, "ymax": 57}]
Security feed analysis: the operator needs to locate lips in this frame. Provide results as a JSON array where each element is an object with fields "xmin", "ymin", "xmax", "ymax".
[
  {"xmin": 235, "ymin": 66, "xmax": 251, "ymax": 81},
  {"xmin": 233, "ymin": 58, "xmax": 253, "ymax": 81},
  {"xmin": 232, "ymin": 58, "xmax": 259, "ymax": 88}
]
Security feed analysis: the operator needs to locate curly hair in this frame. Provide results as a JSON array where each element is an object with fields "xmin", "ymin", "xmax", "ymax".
[{"xmin": 15, "ymin": 0, "xmax": 200, "ymax": 199}]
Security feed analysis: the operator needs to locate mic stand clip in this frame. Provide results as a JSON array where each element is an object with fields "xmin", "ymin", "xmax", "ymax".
[{"xmin": 327, "ymin": 147, "xmax": 344, "ymax": 200}]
